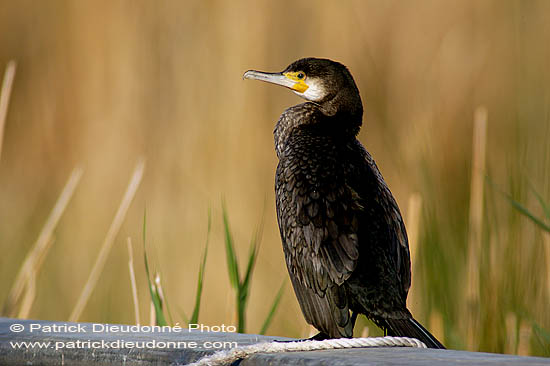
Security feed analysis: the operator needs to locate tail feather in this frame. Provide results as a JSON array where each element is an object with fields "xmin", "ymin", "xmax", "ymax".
[{"xmin": 383, "ymin": 317, "xmax": 445, "ymax": 349}]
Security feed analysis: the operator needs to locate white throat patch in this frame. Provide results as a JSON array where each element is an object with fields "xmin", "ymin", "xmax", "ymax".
[{"xmin": 294, "ymin": 78, "xmax": 325, "ymax": 102}]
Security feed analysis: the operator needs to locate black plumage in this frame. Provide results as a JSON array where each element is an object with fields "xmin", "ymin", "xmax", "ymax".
[{"xmin": 243, "ymin": 58, "xmax": 445, "ymax": 349}]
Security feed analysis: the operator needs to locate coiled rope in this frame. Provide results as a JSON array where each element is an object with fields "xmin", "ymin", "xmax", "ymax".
[{"xmin": 186, "ymin": 336, "xmax": 427, "ymax": 366}]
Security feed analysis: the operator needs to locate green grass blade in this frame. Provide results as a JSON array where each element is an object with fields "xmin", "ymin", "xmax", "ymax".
[
  {"xmin": 528, "ymin": 181, "xmax": 550, "ymax": 220},
  {"xmin": 505, "ymin": 194, "xmax": 550, "ymax": 233},
  {"xmin": 222, "ymin": 202, "xmax": 240, "ymax": 290},
  {"xmin": 190, "ymin": 209, "xmax": 211, "ymax": 325},
  {"xmin": 222, "ymin": 202, "xmax": 244, "ymax": 331},
  {"xmin": 533, "ymin": 323, "xmax": 550, "ymax": 356},
  {"xmin": 242, "ymin": 211, "xmax": 264, "ymax": 299},
  {"xmin": 158, "ymin": 274, "xmax": 173, "ymax": 325},
  {"xmin": 143, "ymin": 210, "xmax": 168, "ymax": 326},
  {"xmin": 234, "ymin": 235, "xmax": 258, "ymax": 334},
  {"xmin": 143, "ymin": 250, "xmax": 167, "ymax": 325},
  {"xmin": 241, "ymin": 231, "xmax": 260, "ymax": 301},
  {"xmin": 487, "ymin": 177, "xmax": 550, "ymax": 233},
  {"xmin": 260, "ymin": 282, "xmax": 285, "ymax": 335}
]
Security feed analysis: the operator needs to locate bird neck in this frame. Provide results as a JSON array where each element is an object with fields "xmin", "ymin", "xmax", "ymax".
[
  {"xmin": 274, "ymin": 102, "xmax": 362, "ymax": 158},
  {"xmin": 318, "ymin": 89, "xmax": 363, "ymax": 132}
]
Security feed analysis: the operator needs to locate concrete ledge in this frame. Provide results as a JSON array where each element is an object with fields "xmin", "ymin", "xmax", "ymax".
[{"xmin": 1, "ymin": 318, "xmax": 549, "ymax": 365}]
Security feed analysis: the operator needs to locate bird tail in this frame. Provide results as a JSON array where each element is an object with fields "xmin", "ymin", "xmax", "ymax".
[{"xmin": 382, "ymin": 317, "xmax": 445, "ymax": 349}]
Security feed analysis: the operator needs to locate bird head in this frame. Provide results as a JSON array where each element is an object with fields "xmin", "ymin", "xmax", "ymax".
[{"xmin": 243, "ymin": 58, "xmax": 362, "ymax": 118}]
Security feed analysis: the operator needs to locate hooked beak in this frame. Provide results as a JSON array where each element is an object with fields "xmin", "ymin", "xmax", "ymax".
[{"xmin": 243, "ymin": 70, "xmax": 298, "ymax": 90}]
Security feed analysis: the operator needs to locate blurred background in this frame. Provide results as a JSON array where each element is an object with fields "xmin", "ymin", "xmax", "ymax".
[{"xmin": 0, "ymin": 0, "xmax": 549, "ymax": 356}]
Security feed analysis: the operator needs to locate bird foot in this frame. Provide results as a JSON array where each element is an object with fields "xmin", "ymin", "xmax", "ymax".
[{"xmin": 273, "ymin": 332, "xmax": 330, "ymax": 343}]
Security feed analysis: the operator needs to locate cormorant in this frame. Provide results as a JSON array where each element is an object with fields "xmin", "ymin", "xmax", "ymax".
[{"xmin": 243, "ymin": 58, "xmax": 445, "ymax": 349}]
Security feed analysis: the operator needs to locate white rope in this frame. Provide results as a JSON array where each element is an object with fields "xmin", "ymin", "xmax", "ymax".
[{"xmin": 185, "ymin": 336, "xmax": 427, "ymax": 366}]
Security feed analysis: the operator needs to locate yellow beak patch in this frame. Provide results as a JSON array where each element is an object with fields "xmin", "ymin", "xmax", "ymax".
[{"xmin": 284, "ymin": 72, "xmax": 309, "ymax": 93}]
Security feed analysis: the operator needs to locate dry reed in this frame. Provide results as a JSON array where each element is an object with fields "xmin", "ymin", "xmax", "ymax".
[
  {"xmin": 4, "ymin": 166, "xmax": 83, "ymax": 316},
  {"xmin": 406, "ymin": 192, "xmax": 423, "ymax": 315},
  {"xmin": 69, "ymin": 160, "xmax": 145, "ymax": 322},
  {"xmin": 517, "ymin": 320, "xmax": 532, "ymax": 356},
  {"xmin": 149, "ymin": 300, "xmax": 156, "ymax": 326},
  {"xmin": 17, "ymin": 237, "xmax": 55, "ymax": 318},
  {"xmin": 505, "ymin": 312, "xmax": 517, "ymax": 354},
  {"xmin": 127, "ymin": 237, "xmax": 140, "ymax": 325},
  {"xmin": 0, "ymin": 60, "xmax": 16, "ymax": 162},
  {"xmin": 465, "ymin": 106, "xmax": 488, "ymax": 349}
]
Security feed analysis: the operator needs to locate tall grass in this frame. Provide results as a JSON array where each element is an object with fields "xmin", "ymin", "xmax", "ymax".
[
  {"xmin": 222, "ymin": 202, "xmax": 284, "ymax": 334},
  {"xmin": 222, "ymin": 202, "xmax": 261, "ymax": 333},
  {"xmin": 189, "ymin": 210, "xmax": 211, "ymax": 325},
  {"xmin": 143, "ymin": 206, "xmax": 283, "ymax": 334},
  {"xmin": 1, "ymin": 1, "xmax": 549, "ymax": 357},
  {"xmin": 143, "ymin": 211, "xmax": 168, "ymax": 327},
  {"xmin": 415, "ymin": 105, "xmax": 550, "ymax": 355}
]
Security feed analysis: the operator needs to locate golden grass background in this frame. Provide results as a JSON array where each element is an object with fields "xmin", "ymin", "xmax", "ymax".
[{"xmin": 1, "ymin": 0, "xmax": 549, "ymax": 355}]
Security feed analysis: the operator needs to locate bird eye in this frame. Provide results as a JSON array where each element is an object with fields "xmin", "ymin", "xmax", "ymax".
[{"xmin": 297, "ymin": 72, "xmax": 305, "ymax": 79}]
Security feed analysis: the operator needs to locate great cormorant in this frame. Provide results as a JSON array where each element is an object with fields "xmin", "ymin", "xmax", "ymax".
[{"xmin": 243, "ymin": 58, "xmax": 445, "ymax": 349}]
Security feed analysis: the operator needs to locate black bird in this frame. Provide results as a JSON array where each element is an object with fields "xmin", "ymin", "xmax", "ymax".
[{"xmin": 243, "ymin": 58, "xmax": 445, "ymax": 349}]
